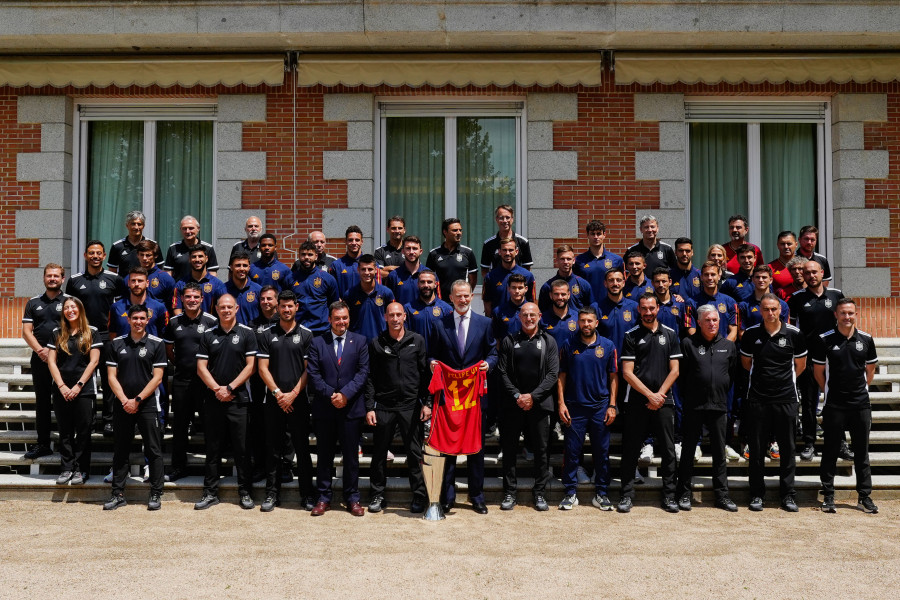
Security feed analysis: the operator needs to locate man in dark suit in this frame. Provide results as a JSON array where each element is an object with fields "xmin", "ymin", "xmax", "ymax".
[
  {"xmin": 429, "ymin": 280, "xmax": 497, "ymax": 514},
  {"xmin": 307, "ymin": 300, "xmax": 370, "ymax": 517}
]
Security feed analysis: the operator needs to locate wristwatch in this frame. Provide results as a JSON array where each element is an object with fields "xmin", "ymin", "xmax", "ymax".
[
  {"xmin": 226, "ymin": 384, "xmax": 234, "ymax": 393},
  {"xmin": 273, "ymin": 388, "xmax": 282, "ymax": 395},
  {"xmin": 514, "ymin": 393, "xmax": 521, "ymax": 400},
  {"xmin": 134, "ymin": 395, "xmax": 142, "ymax": 404}
]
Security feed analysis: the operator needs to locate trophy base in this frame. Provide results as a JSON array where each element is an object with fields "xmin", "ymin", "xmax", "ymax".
[{"xmin": 423, "ymin": 501, "xmax": 446, "ymax": 521}]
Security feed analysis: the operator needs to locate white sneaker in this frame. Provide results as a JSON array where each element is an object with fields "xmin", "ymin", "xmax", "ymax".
[
  {"xmin": 103, "ymin": 468, "xmax": 113, "ymax": 483},
  {"xmin": 576, "ymin": 466, "xmax": 592, "ymax": 484},
  {"xmin": 553, "ymin": 422, "xmax": 564, "ymax": 441},
  {"xmin": 639, "ymin": 443, "xmax": 654, "ymax": 465},
  {"xmin": 725, "ymin": 445, "xmax": 741, "ymax": 461},
  {"xmin": 143, "ymin": 465, "xmax": 150, "ymax": 482},
  {"xmin": 674, "ymin": 442, "xmax": 682, "ymax": 461},
  {"xmin": 558, "ymin": 494, "xmax": 578, "ymax": 510},
  {"xmin": 694, "ymin": 445, "xmax": 703, "ymax": 462}
]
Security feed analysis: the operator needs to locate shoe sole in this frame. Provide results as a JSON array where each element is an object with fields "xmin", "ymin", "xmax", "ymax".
[
  {"xmin": 368, "ymin": 506, "xmax": 384, "ymax": 513},
  {"xmin": 148, "ymin": 503, "xmax": 161, "ymax": 511},
  {"xmin": 749, "ymin": 505, "xmax": 764, "ymax": 512},
  {"xmin": 260, "ymin": 504, "xmax": 278, "ymax": 513},
  {"xmin": 678, "ymin": 504, "xmax": 692, "ymax": 512},
  {"xmin": 857, "ymin": 503, "xmax": 878, "ymax": 514},
  {"xmin": 103, "ymin": 500, "xmax": 126, "ymax": 511},
  {"xmin": 240, "ymin": 502, "xmax": 255, "ymax": 510},
  {"xmin": 822, "ymin": 505, "xmax": 836, "ymax": 513},
  {"xmin": 591, "ymin": 498, "xmax": 613, "ymax": 511},
  {"xmin": 194, "ymin": 500, "xmax": 219, "ymax": 510},
  {"xmin": 558, "ymin": 499, "xmax": 579, "ymax": 510}
]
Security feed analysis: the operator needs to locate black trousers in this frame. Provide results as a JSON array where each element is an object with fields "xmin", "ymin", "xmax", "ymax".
[
  {"xmin": 500, "ymin": 404, "xmax": 551, "ymax": 496},
  {"xmin": 99, "ymin": 336, "xmax": 114, "ymax": 426},
  {"xmin": 53, "ymin": 388, "xmax": 94, "ymax": 473},
  {"xmin": 369, "ymin": 406, "xmax": 426, "ymax": 501},
  {"xmin": 620, "ymin": 402, "xmax": 676, "ymax": 500},
  {"xmin": 264, "ymin": 395, "xmax": 313, "ymax": 498},
  {"xmin": 170, "ymin": 376, "xmax": 205, "ymax": 471},
  {"xmin": 746, "ymin": 401, "xmax": 797, "ymax": 500},
  {"xmin": 676, "ymin": 409, "xmax": 729, "ymax": 499},
  {"xmin": 30, "ymin": 354, "xmax": 54, "ymax": 447},
  {"xmin": 111, "ymin": 403, "xmax": 164, "ymax": 495},
  {"xmin": 314, "ymin": 413, "xmax": 362, "ymax": 504},
  {"xmin": 203, "ymin": 396, "xmax": 251, "ymax": 496},
  {"xmin": 821, "ymin": 405, "xmax": 872, "ymax": 497},
  {"xmin": 799, "ymin": 370, "xmax": 819, "ymax": 445}
]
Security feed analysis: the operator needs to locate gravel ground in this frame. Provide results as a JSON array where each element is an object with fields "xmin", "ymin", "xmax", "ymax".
[{"xmin": 1, "ymin": 498, "xmax": 898, "ymax": 599}]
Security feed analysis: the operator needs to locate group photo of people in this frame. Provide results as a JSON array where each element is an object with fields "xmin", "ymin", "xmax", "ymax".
[{"xmin": 20, "ymin": 206, "xmax": 879, "ymax": 517}]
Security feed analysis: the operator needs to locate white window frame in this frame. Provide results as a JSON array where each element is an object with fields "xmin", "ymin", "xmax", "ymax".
[
  {"xmin": 684, "ymin": 97, "xmax": 833, "ymax": 260},
  {"xmin": 374, "ymin": 97, "xmax": 527, "ymax": 249},
  {"xmin": 70, "ymin": 98, "xmax": 218, "ymax": 272}
]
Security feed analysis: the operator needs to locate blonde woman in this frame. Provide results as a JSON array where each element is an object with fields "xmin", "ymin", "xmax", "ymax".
[
  {"xmin": 705, "ymin": 244, "xmax": 733, "ymax": 280},
  {"xmin": 47, "ymin": 297, "xmax": 102, "ymax": 485}
]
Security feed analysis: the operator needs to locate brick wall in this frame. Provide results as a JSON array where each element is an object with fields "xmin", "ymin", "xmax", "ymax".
[{"xmin": 865, "ymin": 93, "xmax": 900, "ymax": 296}]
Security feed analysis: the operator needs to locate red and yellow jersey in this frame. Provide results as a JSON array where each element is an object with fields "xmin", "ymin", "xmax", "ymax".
[{"xmin": 427, "ymin": 362, "xmax": 488, "ymax": 456}]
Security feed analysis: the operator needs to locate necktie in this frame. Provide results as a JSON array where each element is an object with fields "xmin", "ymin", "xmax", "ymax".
[
  {"xmin": 335, "ymin": 336, "xmax": 344, "ymax": 365},
  {"xmin": 457, "ymin": 314, "xmax": 466, "ymax": 356}
]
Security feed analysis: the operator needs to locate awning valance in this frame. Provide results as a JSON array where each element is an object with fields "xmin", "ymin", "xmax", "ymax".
[
  {"xmin": 297, "ymin": 53, "xmax": 602, "ymax": 87},
  {"xmin": 0, "ymin": 55, "xmax": 285, "ymax": 88},
  {"xmin": 615, "ymin": 53, "xmax": 900, "ymax": 86}
]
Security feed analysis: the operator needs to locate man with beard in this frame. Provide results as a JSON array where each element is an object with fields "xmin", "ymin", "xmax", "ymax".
[{"xmin": 287, "ymin": 241, "xmax": 340, "ymax": 335}]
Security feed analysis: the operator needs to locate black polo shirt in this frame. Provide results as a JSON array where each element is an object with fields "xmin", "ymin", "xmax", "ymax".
[
  {"xmin": 249, "ymin": 312, "xmax": 279, "ymax": 334},
  {"xmin": 108, "ymin": 236, "xmax": 164, "ymax": 273},
  {"xmin": 621, "ymin": 323, "xmax": 682, "ymax": 405},
  {"xmin": 425, "ymin": 244, "xmax": 478, "ymax": 299},
  {"xmin": 480, "ymin": 233, "xmax": 534, "ymax": 270},
  {"xmin": 163, "ymin": 312, "xmax": 218, "ymax": 379},
  {"xmin": 810, "ymin": 328, "xmax": 878, "ymax": 409},
  {"xmin": 373, "ymin": 243, "xmax": 404, "ymax": 269},
  {"xmin": 230, "ymin": 239, "xmax": 263, "ymax": 263},
  {"xmin": 65, "ymin": 270, "xmax": 126, "ymax": 334},
  {"xmin": 797, "ymin": 249, "xmax": 833, "ymax": 282},
  {"xmin": 48, "ymin": 326, "xmax": 103, "ymax": 391},
  {"xmin": 256, "ymin": 322, "xmax": 313, "ymax": 394},
  {"xmin": 22, "ymin": 292, "xmax": 67, "ymax": 347},
  {"xmin": 197, "ymin": 323, "xmax": 258, "ymax": 403},
  {"xmin": 106, "ymin": 333, "xmax": 168, "ymax": 412},
  {"xmin": 679, "ymin": 332, "xmax": 737, "ymax": 412},
  {"xmin": 626, "ymin": 240, "xmax": 678, "ymax": 274},
  {"xmin": 164, "ymin": 239, "xmax": 219, "ymax": 282},
  {"xmin": 740, "ymin": 323, "xmax": 807, "ymax": 403},
  {"xmin": 789, "ymin": 287, "xmax": 844, "ymax": 340},
  {"xmin": 506, "ymin": 329, "xmax": 544, "ymax": 395}
]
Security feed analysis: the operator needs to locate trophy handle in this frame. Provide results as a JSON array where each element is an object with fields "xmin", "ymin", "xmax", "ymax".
[{"xmin": 421, "ymin": 444, "xmax": 447, "ymax": 521}]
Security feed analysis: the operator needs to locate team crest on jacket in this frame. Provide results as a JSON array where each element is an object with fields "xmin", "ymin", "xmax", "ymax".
[
  {"xmin": 203, "ymin": 283, "xmax": 213, "ymax": 293},
  {"xmin": 658, "ymin": 335, "xmax": 666, "ymax": 345},
  {"xmin": 572, "ymin": 285, "xmax": 580, "ymax": 295},
  {"xmin": 856, "ymin": 340, "xmax": 864, "ymax": 351},
  {"xmin": 375, "ymin": 296, "xmax": 384, "ymax": 306},
  {"xmin": 151, "ymin": 278, "xmax": 159, "ymax": 288},
  {"xmin": 778, "ymin": 337, "xmax": 787, "ymax": 347},
  {"xmin": 693, "ymin": 276, "xmax": 700, "ymax": 287},
  {"xmin": 456, "ymin": 254, "xmax": 463, "ymax": 262},
  {"xmin": 99, "ymin": 280, "xmax": 107, "ymax": 289},
  {"xmin": 292, "ymin": 334, "xmax": 301, "ymax": 344},
  {"xmin": 55, "ymin": 304, "xmax": 62, "ymax": 312},
  {"xmin": 672, "ymin": 307, "xmax": 679, "ymax": 316},
  {"xmin": 568, "ymin": 321, "xmax": 577, "ymax": 331},
  {"xmin": 824, "ymin": 298, "xmax": 833, "ymax": 308},
  {"xmin": 595, "ymin": 347, "xmax": 604, "ymax": 358},
  {"xmin": 246, "ymin": 292, "xmax": 256, "ymax": 303},
  {"xmin": 623, "ymin": 310, "xmax": 632, "ymax": 321},
  {"xmin": 656, "ymin": 251, "xmax": 663, "ymax": 259},
  {"xmin": 604, "ymin": 259, "xmax": 612, "ymax": 269},
  {"xmin": 139, "ymin": 347, "xmax": 147, "ymax": 357},
  {"xmin": 699, "ymin": 346, "xmax": 706, "ymax": 355},
  {"xmin": 432, "ymin": 307, "xmax": 442, "ymax": 317},
  {"xmin": 197, "ymin": 325, "xmax": 206, "ymax": 333},
  {"xmin": 313, "ymin": 277, "xmax": 322, "ymax": 288},
  {"xmin": 148, "ymin": 309, "xmax": 154, "ymax": 318},
  {"xmin": 232, "ymin": 334, "xmax": 240, "ymax": 344},
  {"xmin": 718, "ymin": 303, "xmax": 726, "ymax": 313},
  {"xmin": 272, "ymin": 271, "xmax": 280, "ymax": 280}
]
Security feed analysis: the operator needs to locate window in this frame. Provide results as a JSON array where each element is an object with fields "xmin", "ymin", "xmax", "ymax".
[
  {"xmin": 74, "ymin": 102, "xmax": 216, "ymax": 262},
  {"xmin": 378, "ymin": 101, "xmax": 524, "ymax": 254},
  {"xmin": 686, "ymin": 99, "xmax": 831, "ymax": 260}
]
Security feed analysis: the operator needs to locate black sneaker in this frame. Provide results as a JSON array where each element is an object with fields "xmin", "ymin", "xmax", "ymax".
[
  {"xmin": 147, "ymin": 493, "xmax": 161, "ymax": 511},
  {"xmin": 301, "ymin": 496, "xmax": 316, "ymax": 511},
  {"xmin": 781, "ymin": 495, "xmax": 799, "ymax": 512},
  {"xmin": 368, "ymin": 495, "xmax": 386, "ymax": 513},
  {"xmin": 661, "ymin": 497, "xmax": 680, "ymax": 513},
  {"xmin": 500, "ymin": 494, "xmax": 517, "ymax": 511},
  {"xmin": 616, "ymin": 496, "xmax": 633, "ymax": 513},
  {"xmin": 858, "ymin": 496, "xmax": 878, "ymax": 514},
  {"xmin": 239, "ymin": 493, "xmax": 255, "ymax": 510},
  {"xmin": 194, "ymin": 494, "xmax": 219, "ymax": 510},
  {"xmin": 165, "ymin": 467, "xmax": 186, "ymax": 482},
  {"xmin": 534, "ymin": 495, "xmax": 549, "ymax": 512},
  {"xmin": 749, "ymin": 496, "xmax": 764, "ymax": 512},
  {"xmin": 839, "ymin": 441, "xmax": 855, "ymax": 461},
  {"xmin": 24, "ymin": 444, "xmax": 52, "ymax": 460},
  {"xmin": 103, "ymin": 494, "xmax": 126, "ymax": 511},
  {"xmin": 800, "ymin": 444, "xmax": 816, "ymax": 461},
  {"xmin": 677, "ymin": 493, "xmax": 692, "ymax": 511},
  {"xmin": 261, "ymin": 495, "xmax": 279, "ymax": 512},
  {"xmin": 715, "ymin": 496, "xmax": 738, "ymax": 512},
  {"xmin": 821, "ymin": 494, "xmax": 836, "ymax": 513},
  {"xmin": 409, "ymin": 496, "xmax": 426, "ymax": 514},
  {"xmin": 102, "ymin": 423, "xmax": 115, "ymax": 438}
]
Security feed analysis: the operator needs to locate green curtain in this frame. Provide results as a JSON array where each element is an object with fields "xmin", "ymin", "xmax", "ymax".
[
  {"xmin": 154, "ymin": 121, "xmax": 214, "ymax": 252},
  {"xmin": 86, "ymin": 121, "xmax": 144, "ymax": 250},
  {"xmin": 689, "ymin": 123, "xmax": 748, "ymax": 257},
  {"xmin": 760, "ymin": 123, "xmax": 817, "ymax": 259},
  {"xmin": 456, "ymin": 117, "xmax": 517, "ymax": 252},
  {"xmin": 385, "ymin": 117, "xmax": 445, "ymax": 253}
]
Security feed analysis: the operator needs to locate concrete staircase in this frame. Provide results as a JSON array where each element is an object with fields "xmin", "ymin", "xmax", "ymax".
[{"xmin": 2, "ymin": 337, "xmax": 900, "ymax": 506}]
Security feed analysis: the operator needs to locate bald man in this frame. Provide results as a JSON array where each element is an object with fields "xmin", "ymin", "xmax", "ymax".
[
  {"xmin": 164, "ymin": 215, "xmax": 219, "ymax": 281},
  {"xmin": 231, "ymin": 216, "xmax": 263, "ymax": 263}
]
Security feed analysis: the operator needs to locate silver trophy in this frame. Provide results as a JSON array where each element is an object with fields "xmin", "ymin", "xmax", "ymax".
[{"xmin": 421, "ymin": 444, "xmax": 446, "ymax": 521}]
